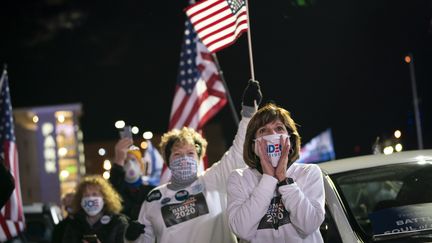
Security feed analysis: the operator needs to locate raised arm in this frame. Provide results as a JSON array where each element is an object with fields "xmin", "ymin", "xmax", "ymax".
[{"xmin": 203, "ymin": 80, "xmax": 262, "ymax": 188}]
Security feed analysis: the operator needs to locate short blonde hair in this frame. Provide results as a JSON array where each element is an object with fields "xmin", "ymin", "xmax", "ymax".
[
  {"xmin": 244, "ymin": 103, "xmax": 301, "ymax": 169},
  {"xmin": 159, "ymin": 127, "xmax": 208, "ymax": 166},
  {"xmin": 71, "ymin": 175, "xmax": 123, "ymax": 215}
]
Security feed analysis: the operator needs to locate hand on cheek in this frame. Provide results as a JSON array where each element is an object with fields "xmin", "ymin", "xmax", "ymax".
[
  {"xmin": 275, "ymin": 136, "xmax": 290, "ymax": 181},
  {"xmin": 257, "ymin": 139, "xmax": 275, "ymax": 177}
]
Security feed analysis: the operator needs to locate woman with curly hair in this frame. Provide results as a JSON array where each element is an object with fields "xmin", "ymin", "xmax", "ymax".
[{"xmin": 62, "ymin": 175, "xmax": 128, "ymax": 243}]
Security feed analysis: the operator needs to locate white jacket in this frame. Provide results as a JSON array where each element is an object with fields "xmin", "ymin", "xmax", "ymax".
[
  {"xmin": 227, "ymin": 163, "xmax": 325, "ymax": 243},
  {"xmin": 134, "ymin": 116, "xmax": 251, "ymax": 243}
]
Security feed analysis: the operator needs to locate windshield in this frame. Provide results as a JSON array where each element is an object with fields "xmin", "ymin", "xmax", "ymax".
[{"xmin": 330, "ymin": 161, "xmax": 432, "ymax": 241}]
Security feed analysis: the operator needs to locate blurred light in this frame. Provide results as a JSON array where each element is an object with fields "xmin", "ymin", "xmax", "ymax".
[
  {"xmin": 42, "ymin": 123, "xmax": 54, "ymax": 135},
  {"xmin": 98, "ymin": 148, "xmax": 106, "ymax": 156},
  {"xmin": 103, "ymin": 159, "xmax": 112, "ymax": 170},
  {"xmin": 58, "ymin": 147, "xmax": 68, "ymax": 157},
  {"xmin": 143, "ymin": 131, "xmax": 153, "ymax": 140},
  {"xmin": 394, "ymin": 130, "xmax": 401, "ymax": 139},
  {"xmin": 80, "ymin": 165, "xmax": 86, "ymax": 175},
  {"xmin": 395, "ymin": 143, "xmax": 403, "ymax": 152},
  {"xmin": 383, "ymin": 146, "xmax": 394, "ymax": 155},
  {"xmin": 103, "ymin": 171, "xmax": 110, "ymax": 180},
  {"xmin": 57, "ymin": 115, "xmax": 65, "ymax": 123},
  {"xmin": 115, "ymin": 120, "xmax": 125, "ymax": 129},
  {"xmin": 78, "ymin": 143, "xmax": 84, "ymax": 152},
  {"xmin": 404, "ymin": 55, "xmax": 411, "ymax": 64},
  {"xmin": 32, "ymin": 115, "xmax": 39, "ymax": 123},
  {"xmin": 140, "ymin": 141, "xmax": 148, "ymax": 150},
  {"xmin": 77, "ymin": 130, "xmax": 84, "ymax": 140},
  {"xmin": 132, "ymin": 126, "xmax": 139, "ymax": 135},
  {"xmin": 59, "ymin": 170, "xmax": 70, "ymax": 180},
  {"xmin": 79, "ymin": 154, "xmax": 85, "ymax": 164}
]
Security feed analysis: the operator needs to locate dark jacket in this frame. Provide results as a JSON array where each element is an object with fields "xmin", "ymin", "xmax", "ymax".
[
  {"xmin": 51, "ymin": 216, "xmax": 72, "ymax": 243},
  {"xmin": 0, "ymin": 163, "xmax": 15, "ymax": 209},
  {"xmin": 109, "ymin": 164, "xmax": 154, "ymax": 220},
  {"xmin": 61, "ymin": 211, "xmax": 128, "ymax": 243}
]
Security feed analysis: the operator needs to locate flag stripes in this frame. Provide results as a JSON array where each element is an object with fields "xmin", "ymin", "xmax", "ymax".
[{"xmin": 186, "ymin": 0, "xmax": 248, "ymax": 53}]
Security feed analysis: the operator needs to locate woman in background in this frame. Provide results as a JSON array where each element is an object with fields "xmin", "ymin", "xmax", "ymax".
[{"xmin": 62, "ymin": 175, "xmax": 128, "ymax": 243}]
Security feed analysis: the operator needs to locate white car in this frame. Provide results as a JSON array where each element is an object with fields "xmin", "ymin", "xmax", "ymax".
[{"xmin": 318, "ymin": 150, "xmax": 432, "ymax": 243}]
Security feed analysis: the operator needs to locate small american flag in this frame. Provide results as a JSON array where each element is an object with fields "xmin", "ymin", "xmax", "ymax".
[
  {"xmin": 0, "ymin": 69, "xmax": 25, "ymax": 241},
  {"xmin": 160, "ymin": 20, "xmax": 227, "ymax": 184},
  {"xmin": 185, "ymin": 0, "xmax": 248, "ymax": 53}
]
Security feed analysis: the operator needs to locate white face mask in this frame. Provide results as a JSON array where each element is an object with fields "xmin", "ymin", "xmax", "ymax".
[
  {"xmin": 124, "ymin": 159, "xmax": 142, "ymax": 183},
  {"xmin": 169, "ymin": 156, "xmax": 198, "ymax": 183},
  {"xmin": 81, "ymin": 196, "xmax": 104, "ymax": 216},
  {"xmin": 254, "ymin": 134, "xmax": 290, "ymax": 167}
]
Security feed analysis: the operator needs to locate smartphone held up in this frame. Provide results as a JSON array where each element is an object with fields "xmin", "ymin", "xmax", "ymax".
[{"xmin": 119, "ymin": 125, "xmax": 133, "ymax": 139}]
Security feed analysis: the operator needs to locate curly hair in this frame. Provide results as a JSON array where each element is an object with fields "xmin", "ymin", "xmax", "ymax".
[
  {"xmin": 159, "ymin": 127, "xmax": 208, "ymax": 166},
  {"xmin": 243, "ymin": 103, "xmax": 301, "ymax": 170},
  {"xmin": 71, "ymin": 175, "xmax": 123, "ymax": 215}
]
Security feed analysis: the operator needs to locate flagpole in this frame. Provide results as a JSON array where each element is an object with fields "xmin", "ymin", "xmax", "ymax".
[
  {"xmin": 245, "ymin": 0, "xmax": 256, "ymax": 80},
  {"xmin": 0, "ymin": 64, "xmax": 7, "ymax": 90},
  {"xmin": 212, "ymin": 54, "xmax": 240, "ymax": 125},
  {"xmin": 406, "ymin": 53, "xmax": 424, "ymax": 149}
]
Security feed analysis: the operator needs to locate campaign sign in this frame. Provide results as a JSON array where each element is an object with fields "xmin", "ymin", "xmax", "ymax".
[
  {"xmin": 258, "ymin": 196, "xmax": 290, "ymax": 230},
  {"xmin": 369, "ymin": 203, "xmax": 432, "ymax": 236},
  {"xmin": 161, "ymin": 192, "xmax": 209, "ymax": 227}
]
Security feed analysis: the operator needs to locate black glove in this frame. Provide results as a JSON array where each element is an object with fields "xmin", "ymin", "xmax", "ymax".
[
  {"xmin": 125, "ymin": 220, "xmax": 145, "ymax": 241},
  {"xmin": 242, "ymin": 79, "xmax": 262, "ymax": 107}
]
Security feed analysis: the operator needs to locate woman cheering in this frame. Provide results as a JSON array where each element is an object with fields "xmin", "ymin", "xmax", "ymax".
[{"xmin": 227, "ymin": 103, "xmax": 325, "ymax": 243}]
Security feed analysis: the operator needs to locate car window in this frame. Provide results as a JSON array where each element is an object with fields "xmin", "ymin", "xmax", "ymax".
[{"xmin": 330, "ymin": 162, "xmax": 432, "ymax": 240}]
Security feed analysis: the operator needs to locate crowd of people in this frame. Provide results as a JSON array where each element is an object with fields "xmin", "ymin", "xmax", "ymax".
[{"xmin": 0, "ymin": 79, "xmax": 326, "ymax": 242}]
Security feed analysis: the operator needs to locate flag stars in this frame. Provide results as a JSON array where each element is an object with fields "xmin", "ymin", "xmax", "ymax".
[
  {"xmin": 187, "ymin": 69, "xmax": 192, "ymax": 74},
  {"xmin": 187, "ymin": 59, "xmax": 192, "ymax": 64},
  {"xmin": 181, "ymin": 80, "xmax": 186, "ymax": 85}
]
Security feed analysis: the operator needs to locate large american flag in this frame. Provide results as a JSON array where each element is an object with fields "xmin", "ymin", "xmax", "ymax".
[
  {"xmin": 0, "ymin": 70, "xmax": 25, "ymax": 241},
  {"xmin": 160, "ymin": 20, "xmax": 227, "ymax": 184},
  {"xmin": 185, "ymin": 0, "xmax": 248, "ymax": 53}
]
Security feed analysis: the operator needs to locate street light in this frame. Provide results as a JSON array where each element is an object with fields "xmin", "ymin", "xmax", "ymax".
[
  {"xmin": 383, "ymin": 146, "xmax": 394, "ymax": 155},
  {"xmin": 143, "ymin": 131, "xmax": 153, "ymax": 140},
  {"xmin": 103, "ymin": 159, "xmax": 112, "ymax": 170},
  {"xmin": 395, "ymin": 143, "xmax": 403, "ymax": 152},
  {"xmin": 140, "ymin": 141, "xmax": 148, "ymax": 150},
  {"xmin": 98, "ymin": 148, "xmax": 106, "ymax": 156},
  {"xmin": 394, "ymin": 130, "xmax": 401, "ymax": 139},
  {"xmin": 103, "ymin": 171, "xmax": 110, "ymax": 179},
  {"xmin": 115, "ymin": 120, "xmax": 125, "ymax": 129},
  {"xmin": 132, "ymin": 126, "xmax": 139, "ymax": 134}
]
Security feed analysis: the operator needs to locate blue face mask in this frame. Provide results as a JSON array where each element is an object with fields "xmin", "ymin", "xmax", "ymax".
[{"xmin": 169, "ymin": 156, "xmax": 198, "ymax": 183}]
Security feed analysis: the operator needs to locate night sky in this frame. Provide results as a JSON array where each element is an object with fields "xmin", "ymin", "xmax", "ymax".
[{"xmin": 1, "ymin": 0, "xmax": 431, "ymax": 159}]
